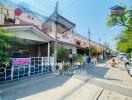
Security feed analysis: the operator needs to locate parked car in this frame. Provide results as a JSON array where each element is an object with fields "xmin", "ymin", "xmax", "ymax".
[
  {"xmin": 127, "ymin": 62, "xmax": 132, "ymax": 77},
  {"xmin": 130, "ymin": 66, "xmax": 132, "ymax": 76},
  {"xmin": 118, "ymin": 53, "xmax": 128, "ymax": 61}
]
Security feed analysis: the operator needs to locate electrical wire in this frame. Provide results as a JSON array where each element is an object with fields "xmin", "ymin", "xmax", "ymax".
[
  {"xmin": 0, "ymin": 0, "xmax": 53, "ymax": 20},
  {"xmin": 61, "ymin": 0, "xmax": 80, "ymax": 14}
]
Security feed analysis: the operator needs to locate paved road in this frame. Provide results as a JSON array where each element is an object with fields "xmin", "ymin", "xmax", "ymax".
[{"xmin": 0, "ymin": 59, "xmax": 132, "ymax": 100}]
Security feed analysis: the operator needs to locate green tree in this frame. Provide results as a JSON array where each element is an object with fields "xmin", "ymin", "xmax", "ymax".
[
  {"xmin": 90, "ymin": 46, "xmax": 99, "ymax": 56},
  {"xmin": 75, "ymin": 55, "xmax": 85, "ymax": 62},
  {"xmin": 115, "ymin": 7, "xmax": 132, "ymax": 53},
  {"xmin": 0, "ymin": 28, "xmax": 16, "ymax": 67},
  {"xmin": 57, "ymin": 46, "xmax": 69, "ymax": 62},
  {"xmin": 107, "ymin": 5, "xmax": 132, "ymax": 54}
]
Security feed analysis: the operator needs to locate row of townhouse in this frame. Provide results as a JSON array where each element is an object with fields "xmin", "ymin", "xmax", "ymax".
[
  {"xmin": 0, "ymin": 3, "xmax": 107, "ymax": 58},
  {"xmin": 0, "ymin": 3, "xmax": 108, "ymax": 82}
]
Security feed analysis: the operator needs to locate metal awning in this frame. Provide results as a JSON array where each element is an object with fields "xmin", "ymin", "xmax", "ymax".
[{"xmin": 0, "ymin": 24, "xmax": 53, "ymax": 43}]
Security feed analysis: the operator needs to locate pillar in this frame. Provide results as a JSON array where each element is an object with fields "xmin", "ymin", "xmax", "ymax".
[
  {"xmin": 48, "ymin": 42, "xmax": 50, "ymax": 66},
  {"xmin": 38, "ymin": 45, "xmax": 41, "ymax": 57}
]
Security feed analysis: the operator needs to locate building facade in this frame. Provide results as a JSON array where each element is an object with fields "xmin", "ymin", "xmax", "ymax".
[
  {"xmin": 0, "ymin": 3, "xmax": 107, "ymax": 59},
  {"xmin": 0, "ymin": 3, "xmax": 109, "ymax": 82}
]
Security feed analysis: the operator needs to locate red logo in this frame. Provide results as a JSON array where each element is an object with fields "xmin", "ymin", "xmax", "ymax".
[{"xmin": 14, "ymin": 8, "xmax": 22, "ymax": 16}]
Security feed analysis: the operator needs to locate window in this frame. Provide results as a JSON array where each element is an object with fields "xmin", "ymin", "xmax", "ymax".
[
  {"xmin": 27, "ymin": 15, "xmax": 30, "ymax": 19},
  {"xmin": 32, "ymin": 17, "xmax": 34, "ymax": 20},
  {"xmin": 12, "ymin": 50, "xmax": 29, "ymax": 58},
  {"xmin": 27, "ymin": 15, "xmax": 34, "ymax": 20},
  {"xmin": 67, "ymin": 49, "xmax": 72, "ymax": 54}
]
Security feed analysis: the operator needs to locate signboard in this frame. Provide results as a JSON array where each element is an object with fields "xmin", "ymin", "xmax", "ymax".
[
  {"xmin": 112, "ymin": 10, "xmax": 124, "ymax": 15},
  {"xmin": 12, "ymin": 58, "xmax": 31, "ymax": 66},
  {"xmin": 110, "ymin": 5, "xmax": 125, "ymax": 17},
  {"xmin": 14, "ymin": 8, "xmax": 22, "ymax": 16}
]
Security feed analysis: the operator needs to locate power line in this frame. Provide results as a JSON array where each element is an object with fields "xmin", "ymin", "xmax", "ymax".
[
  {"xmin": 37, "ymin": 0, "xmax": 53, "ymax": 8},
  {"xmin": 0, "ymin": 0, "xmax": 53, "ymax": 20},
  {"xmin": 4, "ymin": 0, "xmax": 54, "ymax": 15},
  {"xmin": 15, "ymin": 0, "xmax": 53, "ymax": 15},
  {"xmin": 61, "ymin": 0, "xmax": 80, "ymax": 14},
  {"xmin": 35, "ymin": 0, "xmax": 54, "ymax": 11}
]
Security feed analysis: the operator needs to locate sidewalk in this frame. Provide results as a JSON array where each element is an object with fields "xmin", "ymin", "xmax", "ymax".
[{"xmin": 71, "ymin": 58, "xmax": 132, "ymax": 97}]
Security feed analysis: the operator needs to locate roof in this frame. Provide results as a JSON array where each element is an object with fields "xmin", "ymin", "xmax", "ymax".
[
  {"xmin": 45, "ymin": 13, "xmax": 75, "ymax": 30},
  {"xmin": 57, "ymin": 14, "xmax": 76, "ymax": 28},
  {"xmin": 0, "ymin": 24, "xmax": 53, "ymax": 40},
  {"xmin": 79, "ymin": 46, "xmax": 89, "ymax": 49},
  {"xmin": 58, "ymin": 41, "xmax": 76, "ymax": 47},
  {"xmin": 110, "ymin": 5, "xmax": 124, "ymax": 10}
]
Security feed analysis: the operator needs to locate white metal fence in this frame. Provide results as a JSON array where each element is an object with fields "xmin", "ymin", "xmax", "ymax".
[
  {"xmin": 0, "ymin": 56, "xmax": 95, "ymax": 82},
  {"xmin": 0, "ymin": 57, "xmax": 53, "ymax": 82}
]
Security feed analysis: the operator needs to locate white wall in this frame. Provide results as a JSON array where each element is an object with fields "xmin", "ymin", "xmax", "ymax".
[
  {"xmin": 59, "ymin": 43, "xmax": 77, "ymax": 54},
  {"xmin": 0, "ymin": 4, "xmax": 6, "ymax": 24},
  {"xmin": 17, "ymin": 12, "xmax": 42, "ymax": 29},
  {"xmin": 0, "ymin": 5, "xmax": 43, "ymax": 29}
]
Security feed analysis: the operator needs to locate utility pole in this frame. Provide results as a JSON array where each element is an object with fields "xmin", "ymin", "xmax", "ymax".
[
  {"xmin": 54, "ymin": 1, "xmax": 59, "ymax": 71},
  {"xmin": 98, "ymin": 37, "xmax": 101, "ymax": 47},
  {"xmin": 88, "ymin": 27, "xmax": 90, "ymax": 56}
]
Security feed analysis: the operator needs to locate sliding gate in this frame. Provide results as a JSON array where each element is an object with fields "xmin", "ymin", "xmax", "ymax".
[{"xmin": 0, "ymin": 57, "xmax": 52, "ymax": 82}]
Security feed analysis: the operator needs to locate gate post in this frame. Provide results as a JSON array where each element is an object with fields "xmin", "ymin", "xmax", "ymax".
[
  {"xmin": 48, "ymin": 42, "xmax": 50, "ymax": 66},
  {"xmin": 0, "ymin": 90, "xmax": 2, "ymax": 100},
  {"xmin": 5, "ymin": 68, "xmax": 6, "ymax": 81},
  {"xmin": 28, "ymin": 58, "xmax": 32, "ymax": 77},
  {"xmin": 28, "ymin": 58, "xmax": 31, "ymax": 77},
  {"xmin": 11, "ymin": 65, "xmax": 14, "ymax": 80},
  {"xmin": 41, "ymin": 57, "xmax": 44, "ymax": 73},
  {"xmin": 28, "ymin": 65, "xmax": 31, "ymax": 77}
]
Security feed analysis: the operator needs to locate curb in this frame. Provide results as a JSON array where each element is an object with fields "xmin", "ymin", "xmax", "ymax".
[
  {"xmin": 0, "ymin": 90, "xmax": 2, "ymax": 100},
  {"xmin": 88, "ymin": 78, "xmax": 132, "ymax": 97},
  {"xmin": 73, "ymin": 75, "xmax": 132, "ymax": 97}
]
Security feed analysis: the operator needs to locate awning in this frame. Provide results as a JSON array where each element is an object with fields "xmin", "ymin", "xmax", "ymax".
[
  {"xmin": 0, "ymin": 24, "xmax": 53, "ymax": 43},
  {"xmin": 58, "ymin": 41, "xmax": 76, "ymax": 47},
  {"xmin": 79, "ymin": 46, "xmax": 89, "ymax": 49},
  {"xmin": 75, "ymin": 38, "xmax": 81, "ymax": 43},
  {"xmin": 96, "ymin": 47, "xmax": 102, "ymax": 52}
]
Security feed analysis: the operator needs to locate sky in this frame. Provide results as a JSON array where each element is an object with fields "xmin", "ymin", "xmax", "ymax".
[{"xmin": 9, "ymin": 0, "xmax": 132, "ymax": 50}]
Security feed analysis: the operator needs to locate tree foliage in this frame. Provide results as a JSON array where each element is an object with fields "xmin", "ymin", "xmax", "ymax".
[
  {"xmin": 57, "ymin": 46, "xmax": 69, "ymax": 62},
  {"xmin": 0, "ymin": 28, "xmax": 16, "ymax": 66},
  {"xmin": 75, "ymin": 55, "xmax": 85, "ymax": 62},
  {"xmin": 90, "ymin": 46, "xmax": 99, "ymax": 56},
  {"xmin": 107, "ymin": 5, "xmax": 132, "ymax": 53}
]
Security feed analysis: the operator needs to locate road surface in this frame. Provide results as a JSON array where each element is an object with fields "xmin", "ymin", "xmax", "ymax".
[{"xmin": 0, "ymin": 58, "xmax": 132, "ymax": 100}]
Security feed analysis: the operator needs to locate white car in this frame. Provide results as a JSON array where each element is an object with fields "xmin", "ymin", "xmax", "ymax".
[
  {"xmin": 130, "ymin": 67, "xmax": 132, "ymax": 76},
  {"xmin": 129, "ymin": 62, "xmax": 132, "ymax": 76},
  {"xmin": 118, "ymin": 53, "xmax": 128, "ymax": 60}
]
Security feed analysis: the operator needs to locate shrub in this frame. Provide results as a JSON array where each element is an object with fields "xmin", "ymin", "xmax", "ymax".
[
  {"xmin": 75, "ymin": 55, "xmax": 85, "ymax": 62},
  {"xmin": 57, "ymin": 46, "xmax": 69, "ymax": 62},
  {"xmin": 0, "ymin": 28, "xmax": 16, "ymax": 67}
]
